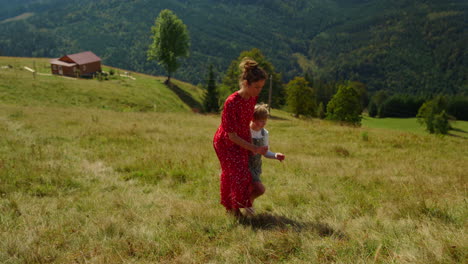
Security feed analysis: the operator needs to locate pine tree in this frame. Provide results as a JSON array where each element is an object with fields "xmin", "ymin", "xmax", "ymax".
[{"xmin": 204, "ymin": 65, "xmax": 219, "ymax": 113}]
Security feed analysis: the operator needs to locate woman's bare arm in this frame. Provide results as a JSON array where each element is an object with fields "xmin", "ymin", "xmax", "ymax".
[{"xmin": 228, "ymin": 132, "xmax": 268, "ymax": 155}]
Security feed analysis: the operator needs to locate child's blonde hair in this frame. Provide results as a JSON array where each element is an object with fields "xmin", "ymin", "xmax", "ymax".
[{"xmin": 253, "ymin": 103, "xmax": 269, "ymax": 121}]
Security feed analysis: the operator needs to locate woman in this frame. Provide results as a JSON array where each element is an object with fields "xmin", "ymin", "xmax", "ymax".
[{"xmin": 213, "ymin": 58, "xmax": 268, "ymax": 217}]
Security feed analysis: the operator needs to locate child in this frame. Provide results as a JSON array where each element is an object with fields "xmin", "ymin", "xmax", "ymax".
[{"xmin": 247, "ymin": 103, "xmax": 285, "ymax": 215}]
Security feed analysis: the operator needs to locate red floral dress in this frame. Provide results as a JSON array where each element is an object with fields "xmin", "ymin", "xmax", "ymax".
[{"xmin": 213, "ymin": 91, "xmax": 257, "ymax": 210}]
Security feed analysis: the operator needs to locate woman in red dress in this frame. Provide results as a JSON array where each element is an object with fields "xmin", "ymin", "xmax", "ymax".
[{"xmin": 213, "ymin": 58, "xmax": 268, "ymax": 217}]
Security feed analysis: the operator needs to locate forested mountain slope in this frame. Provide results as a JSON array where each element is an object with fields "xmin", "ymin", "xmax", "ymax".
[{"xmin": 0, "ymin": 0, "xmax": 466, "ymax": 94}]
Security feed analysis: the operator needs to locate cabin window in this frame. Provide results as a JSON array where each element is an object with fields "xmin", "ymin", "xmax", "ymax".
[
  {"xmin": 53, "ymin": 65, "xmax": 57, "ymax": 70},
  {"xmin": 82, "ymin": 65, "xmax": 87, "ymax": 71}
]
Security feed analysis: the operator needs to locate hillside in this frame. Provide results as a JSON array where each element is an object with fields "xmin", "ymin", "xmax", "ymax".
[
  {"xmin": 0, "ymin": 0, "xmax": 466, "ymax": 95},
  {"xmin": 307, "ymin": 0, "xmax": 468, "ymax": 95},
  {"xmin": 1, "ymin": 57, "xmax": 467, "ymax": 262},
  {"xmin": 0, "ymin": 56, "xmax": 203, "ymax": 112}
]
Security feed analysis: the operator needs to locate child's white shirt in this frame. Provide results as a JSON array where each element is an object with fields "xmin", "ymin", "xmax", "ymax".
[{"xmin": 251, "ymin": 128, "xmax": 276, "ymax": 159}]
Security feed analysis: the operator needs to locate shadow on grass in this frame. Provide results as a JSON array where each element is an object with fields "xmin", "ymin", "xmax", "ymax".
[
  {"xmin": 451, "ymin": 127, "xmax": 467, "ymax": 134},
  {"xmin": 239, "ymin": 213, "xmax": 346, "ymax": 238},
  {"xmin": 447, "ymin": 127, "xmax": 468, "ymax": 138},
  {"xmin": 166, "ymin": 81, "xmax": 203, "ymax": 112},
  {"xmin": 447, "ymin": 133, "xmax": 468, "ymax": 139}
]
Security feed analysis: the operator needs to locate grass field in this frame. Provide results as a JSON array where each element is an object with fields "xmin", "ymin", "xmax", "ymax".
[
  {"xmin": 362, "ymin": 116, "xmax": 468, "ymax": 138},
  {"xmin": 1, "ymin": 57, "xmax": 467, "ymax": 263}
]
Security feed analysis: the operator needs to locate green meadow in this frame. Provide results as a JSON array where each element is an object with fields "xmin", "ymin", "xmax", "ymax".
[
  {"xmin": 0, "ymin": 57, "xmax": 467, "ymax": 263},
  {"xmin": 362, "ymin": 116, "xmax": 468, "ymax": 138}
]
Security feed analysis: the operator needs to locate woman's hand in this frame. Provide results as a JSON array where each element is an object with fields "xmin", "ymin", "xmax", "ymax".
[{"xmin": 255, "ymin": 146, "xmax": 269, "ymax": 155}]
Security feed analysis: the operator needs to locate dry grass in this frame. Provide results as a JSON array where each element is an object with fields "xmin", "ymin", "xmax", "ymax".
[
  {"xmin": 1, "ymin": 56, "xmax": 467, "ymax": 263},
  {"xmin": 0, "ymin": 103, "xmax": 466, "ymax": 263}
]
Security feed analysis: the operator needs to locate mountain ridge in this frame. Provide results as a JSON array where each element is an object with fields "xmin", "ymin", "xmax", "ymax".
[{"xmin": 0, "ymin": 0, "xmax": 466, "ymax": 95}]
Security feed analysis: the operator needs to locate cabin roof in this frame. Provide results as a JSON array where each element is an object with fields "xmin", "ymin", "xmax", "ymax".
[
  {"xmin": 59, "ymin": 51, "xmax": 101, "ymax": 65},
  {"xmin": 49, "ymin": 59, "xmax": 77, "ymax": 67}
]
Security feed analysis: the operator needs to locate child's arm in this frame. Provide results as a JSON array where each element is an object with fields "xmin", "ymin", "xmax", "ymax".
[
  {"xmin": 262, "ymin": 130, "xmax": 285, "ymax": 161},
  {"xmin": 264, "ymin": 150, "xmax": 276, "ymax": 159},
  {"xmin": 264, "ymin": 149, "xmax": 285, "ymax": 161}
]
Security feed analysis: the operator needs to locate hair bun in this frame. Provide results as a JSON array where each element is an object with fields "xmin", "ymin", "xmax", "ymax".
[
  {"xmin": 239, "ymin": 57, "xmax": 258, "ymax": 72},
  {"xmin": 238, "ymin": 57, "xmax": 267, "ymax": 84}
]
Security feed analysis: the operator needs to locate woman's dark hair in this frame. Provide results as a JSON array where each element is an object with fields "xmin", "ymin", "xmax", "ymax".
[{"xmin": 239, "ymin": 58, "xmax": 268, "ymax": 85}]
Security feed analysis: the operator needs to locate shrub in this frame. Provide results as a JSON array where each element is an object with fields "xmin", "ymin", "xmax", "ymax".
[{"xmin": 417, "ymin": 95, "xmax": 451, "ymax": 134}]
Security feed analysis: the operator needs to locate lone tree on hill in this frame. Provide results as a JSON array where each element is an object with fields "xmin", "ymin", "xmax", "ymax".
[
  {"xmin": 147, "ymin": 9, "xmax": 190, "ymax": 84},
  {"xmin": 326, "ymin": 83, "xmax": 362, "ymax": 125},
  {"xmin": 204, "ymin": 65, "xmax": 219, "ymax": 113}
]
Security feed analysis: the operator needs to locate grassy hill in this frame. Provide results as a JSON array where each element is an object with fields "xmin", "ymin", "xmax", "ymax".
[
  {"xmin": 0, "ymin": 57, "xmax": 467, "ymax": 263},
  {"xmin": 0, "ymin": 56, "xmax": 201, "ymax": 112}
]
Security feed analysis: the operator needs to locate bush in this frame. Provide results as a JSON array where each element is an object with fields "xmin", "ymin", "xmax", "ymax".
[
  {"xmin": 417, "ymin": 95, "xmax": 451, "ymax": 134},
  {"xmin": 433, "ymin": 110, "xmax": 450, "ymax": 134}
]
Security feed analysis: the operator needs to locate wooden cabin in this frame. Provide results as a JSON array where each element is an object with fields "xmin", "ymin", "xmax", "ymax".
[{"xmin": 50, "ymin": 51, "xmax": 101, "ymax": 77}]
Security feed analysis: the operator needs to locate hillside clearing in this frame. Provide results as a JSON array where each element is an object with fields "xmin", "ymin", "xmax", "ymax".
[{"xmin": 1, "ymin": 103, "xmax": 466, "ymax": 263}]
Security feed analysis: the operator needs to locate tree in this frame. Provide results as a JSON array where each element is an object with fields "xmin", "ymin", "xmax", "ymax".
[
  {"xmin": 285, "ymin": 77, "xmax": 316, "ymax": 117},
  {"xmin": 147, "ymin": 9, "xmax": 190, "ymax": 84},
  {"xmin": 368, "ymin": 90, "xmax": 388, "ymax": 117},
  {"xmin": 317, "ymin": 102, "xmax": 326, "ymax": 119},
  {"xmin": 368, "ymin": 100, "xmax": 378, "ymax": 117},
  {"xmin": 222, "ymin": 48, "xmax": 284, "ymax": 107},
  {"xmin": 347, "ymin": 81, "xmax": 368, "ymax": 111},
  {"xmin": 379, "ymin": 94, "xmax": 425, "ymax": 118},
  {"xmin": 315, "ymin": 80, "xmax": 338, "ymax": 109},
  {"xmin": 417, "ymin": 95, "xmax": 451, "ymax": 134},
  {"xmin": 326, "ymin": 84, "xmax": 362, "ymax": 125},
  {"xmin": 204, "ymin": 65, "xmax": 219, "ymax": 113}
]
